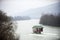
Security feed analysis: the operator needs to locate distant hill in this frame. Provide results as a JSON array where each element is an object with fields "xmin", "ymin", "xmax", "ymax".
[
  {"xmin": 12, "ymin": 16, "xmax": 31, "ymax": 21},
  {"xmin": 20, "ymin": 2, "xmax": 60, "ymax": 19}
]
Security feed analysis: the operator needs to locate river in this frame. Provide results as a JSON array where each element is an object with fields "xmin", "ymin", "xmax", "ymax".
[{"xmin": 15, "ymin": 19, "xmax": 60, "ymax": 40}]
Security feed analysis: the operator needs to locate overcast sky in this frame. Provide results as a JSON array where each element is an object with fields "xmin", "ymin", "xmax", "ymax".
[{"xmin": 0, "ymin": 0, "xmax": 59, "ymax": 16}]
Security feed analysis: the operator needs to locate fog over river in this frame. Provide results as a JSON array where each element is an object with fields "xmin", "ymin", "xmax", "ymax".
[{"xmin": 15, "ymin": 19, "xmax": 60, "ymax": 40}]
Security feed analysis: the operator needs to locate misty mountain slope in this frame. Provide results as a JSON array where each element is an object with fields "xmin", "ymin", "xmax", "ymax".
[{"xmin": 21, "ymin": 2, "xmax": 60, "ymax": 19}]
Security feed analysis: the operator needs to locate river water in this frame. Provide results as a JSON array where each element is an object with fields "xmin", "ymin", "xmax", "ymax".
[{"xmin": 15, "ymin": 19, "xmax": 60, "ymax": 40}]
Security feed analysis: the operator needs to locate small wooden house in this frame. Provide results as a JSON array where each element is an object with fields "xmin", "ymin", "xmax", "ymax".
[{"xmin": 32, "ymin": 25, "xmax": 43, "ymax": 34}]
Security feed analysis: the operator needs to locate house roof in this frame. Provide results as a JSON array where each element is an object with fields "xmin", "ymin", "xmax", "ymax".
[{"xmin": 32, "ymin": 25, "xmax": 43, "ymax": 28}]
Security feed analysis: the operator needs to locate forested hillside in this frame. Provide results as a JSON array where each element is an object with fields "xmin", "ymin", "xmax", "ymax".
[{"xmin": 39, "ymin": 13, "xmax": 60, "ymax": 27}]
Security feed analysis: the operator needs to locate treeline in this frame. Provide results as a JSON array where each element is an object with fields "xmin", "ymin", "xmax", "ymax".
[
  {"xmin": 12, "ymin": 16, "xmax": 31, "ymax": 21},
  {"xmin": 0, "ymin": 10, "xmax": 19, "ymax": 40},
  {"xmin": 39, "ymin": 13, "xmax": 60, "ymax": 27}
]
